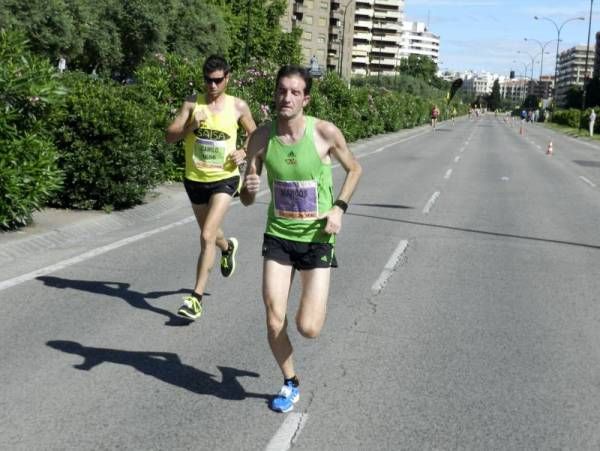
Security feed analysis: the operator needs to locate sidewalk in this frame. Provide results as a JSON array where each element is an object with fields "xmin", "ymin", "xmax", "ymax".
[
  {"xmin": 0, "ymin": 124, "xmax": 432, "ymax": 267},
  {"xmin": 0, "ymin": 183, "xmax": 189, "ymax": 268}
]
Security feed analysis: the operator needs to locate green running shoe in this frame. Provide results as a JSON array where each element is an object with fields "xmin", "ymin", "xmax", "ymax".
[
  {"xmin": 177, "ymin": 295, "xmax": 202, "ymax": 320},
  {"xmin": 220, "ymin": 238, "xmax": 238, "ymax": 278}
]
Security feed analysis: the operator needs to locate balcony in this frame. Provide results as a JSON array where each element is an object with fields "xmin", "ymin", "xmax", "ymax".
[{"xmin": 327, "ymin": 55, "xmax": 339, "ymax": 66}]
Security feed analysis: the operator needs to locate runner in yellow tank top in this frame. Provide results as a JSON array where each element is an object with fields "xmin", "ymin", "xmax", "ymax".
[{"xmin": 166, "ymin": 55, "xmax": 256, "ymax": 320}]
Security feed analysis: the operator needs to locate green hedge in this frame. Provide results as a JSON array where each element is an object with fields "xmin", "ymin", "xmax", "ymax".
[
  {"xmin": 551, "ymin": 108, "xmax": 597, "ymax": 131},
  {"xmin": 2, "ymin": 32, "xmax": 467, "ymax": 230},
  {"xmin": 0, "ymin": 29, "xmax": 64, "ymax": 229},
  {"xmin": 49, "ymin": 73, "xmax": 163, "ymax": 210}
]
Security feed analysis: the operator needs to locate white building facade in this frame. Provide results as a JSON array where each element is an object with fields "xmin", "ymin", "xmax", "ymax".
[
  {"xmin": 556, "ymin": 45, "xmax": 594, "ymax": 106},
  {"xmin": 398, "ymin": 21, "xmax": 440, "ymax": 63},
  {"xmin": 351, "ymin": 0, "xmax": 405, "ymax": 76}
]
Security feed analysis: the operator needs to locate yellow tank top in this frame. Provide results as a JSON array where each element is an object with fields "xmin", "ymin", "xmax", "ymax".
[{"xmin": 183, "ymin": 94, "xmax": 239, "ymax": 182}]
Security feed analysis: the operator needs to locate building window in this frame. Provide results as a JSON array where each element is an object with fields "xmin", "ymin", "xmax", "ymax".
[
  {"xmin": 304, "ymin": 15, "xmax": 313, "ymax": 25},
  {"xmin": 319, "ymin": 17, "xmax": 327, "ymax": 26},
  {"xmin": 303, "ymin": 31, "xmax": 313, "ymax": 41},
  {"xmin": 321, "ymin": 1, "xmax": 328, "ymax": 9},
  {"xmin": 318, "ymin": 33, "xmax": 326, "ymax": 44},
  {"xmin": 304, "ymin": 0, "xmax": 314, "ymax": 9}
]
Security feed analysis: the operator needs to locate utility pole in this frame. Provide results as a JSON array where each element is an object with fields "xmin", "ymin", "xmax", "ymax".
[{"xmin": 580, "ymin": 0, "xmax": 594, "ymax": 130}]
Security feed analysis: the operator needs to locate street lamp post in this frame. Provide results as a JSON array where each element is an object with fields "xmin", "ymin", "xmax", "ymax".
[
  {"xmin": 338, "ymin": 0, "xmax": 355, "ymax": 79},
  {"xmin": 244, "ymin": 0, "xmax": 252, "ymax": 64},
  {"xmin": 517, "ymin": 50, "xmax": 536, "ymax": 80},
  {"xmin": 524, "ymin": 38, "xmax": 558, "ymax": 80},
  {"xmin": 534, "ymin": 15, "xmax": 585, "ymax": 102},
  {"xmin": 581, "ymin": 0, "xmax": 594, "ymax": 116},
  {"xmin": 513, "ymin": 60, "xmax": 530, "ymax": 79}
]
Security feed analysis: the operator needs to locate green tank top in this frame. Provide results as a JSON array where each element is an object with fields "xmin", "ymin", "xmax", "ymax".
[{"xmin": 265, "ymin": 116, "xmax": 335, "ymax": 244}]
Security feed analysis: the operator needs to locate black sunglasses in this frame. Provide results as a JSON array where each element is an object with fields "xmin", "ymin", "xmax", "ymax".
[{"xmin": 204, "ymin": 75, "xmax": 226, "ymax": 85}]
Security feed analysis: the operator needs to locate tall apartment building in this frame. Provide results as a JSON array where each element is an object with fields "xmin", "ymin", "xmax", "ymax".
[
  {"xmin": 398, "ymin": 21, "xmax": 440, "ymax": 63},
  {"xmin": 556, "ymin": 45, "xmax": 594, "ymax": 106},
  {"xmin": 281, "ymin": 0, "xmax": 355, "ymax": 80},
  {"xmin": 281, "ymin": 0, "xmax": 440, "ymax": 80},
  {"xmin": 351, "ymin": 0, "xmax": 404, "ymax": 76}
]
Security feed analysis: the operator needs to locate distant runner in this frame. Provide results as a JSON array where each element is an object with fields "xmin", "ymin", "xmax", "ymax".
[{"xmin": 431, "ymin": 104, "xmax": 440, "ymax": 130}]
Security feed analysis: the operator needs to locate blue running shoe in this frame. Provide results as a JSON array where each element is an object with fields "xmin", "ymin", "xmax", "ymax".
[{"xmin": 271, "ymin": 381, "xmax": 299, "ymax": 413}]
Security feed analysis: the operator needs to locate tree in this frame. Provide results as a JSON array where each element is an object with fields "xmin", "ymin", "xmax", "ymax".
[
  {"xmin": 585, "ymin": 77, "xmax": 600, "ymax": 108},
  {"xmin": 487, "ymin": 79, "xmax": 501, "ymax": 111},
  {"xmin": 565, "ymin": 85, "xmax": 583, "ymax": 109},
  {"xmin": 523, "ymin": 94, "xmax": 540, "ymax": 110},
  {"xmin": 399, "ymin": 54, "xmax": 437, "ymax": 81},
  {"xmin": 205, "ymin": 0, "xmax": 301, "ymax": 69},
  {"xmin": 0, "ymin": 0, "xmax": 228, "ymax": 77}
]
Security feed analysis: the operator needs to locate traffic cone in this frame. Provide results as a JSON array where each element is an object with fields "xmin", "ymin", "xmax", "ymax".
[{"xmin": 546, "ymin": 141, "xmax": 553, "ymax": 155}]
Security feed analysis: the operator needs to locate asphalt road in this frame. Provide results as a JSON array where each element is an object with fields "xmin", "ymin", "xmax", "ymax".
[{"xmin": 1, "ymin": 115, "xmax": 600, "ymax": 450}]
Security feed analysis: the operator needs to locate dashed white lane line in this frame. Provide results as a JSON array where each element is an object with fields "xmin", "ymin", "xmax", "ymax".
[
  {"xmin": 354, "ymin": 131, "xmax": 430, "ymax": 161},
  {"xmin": 580, "ymin": 175, "xmax": 597, "ymax": 187},
  {"xmin": 454, "ymin": 156, "xmax": 461, "ymax": 163},
  {"xmin": 265, "ymin": 413, "xmax": 309, "ymax": 451},
  {"xmin": 371, "ymin": 240, "xmax": 409, "ymax": 295},
  {"xmin": 422, "ymin": 191, "xmax": 440, "ymax": 214},
  {"xmin": 444, "ymin": 169, "xmax": 453, "ymax": 179}
]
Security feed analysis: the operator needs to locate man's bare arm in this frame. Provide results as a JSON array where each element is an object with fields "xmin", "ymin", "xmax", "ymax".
[
  {"xmin": 316, "ymin": 120, "xmax": 362, "ymax": 234},
  {"xmin": 165, "ymin": 95, "xmax": 200, "ymax": 143},
  {"xmin": 240, "ymin": 124, "xmax": 269, "ymax": 206},
  {"xmin": 230, "ymin": 98, "xmax": 258, "ymax": 166}
]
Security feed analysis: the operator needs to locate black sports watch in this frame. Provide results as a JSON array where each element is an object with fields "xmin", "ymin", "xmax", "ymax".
[{"xmin": 333, "ymin": 199, "xmax": 348, "ymax": 213}]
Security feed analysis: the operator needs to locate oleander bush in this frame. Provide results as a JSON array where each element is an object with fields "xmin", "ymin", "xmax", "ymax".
[
  {"xmin": 49, "ymin": 72, "xmax": 162, "ymax": 210},
  {"xmin": 0, "ymin": 29, "xmax": 64, "ymax": 229}
]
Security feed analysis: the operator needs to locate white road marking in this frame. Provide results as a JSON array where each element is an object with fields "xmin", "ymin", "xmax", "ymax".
[
  {"xmin": 422, "ymin": 191, "xmax": 440, "ymax": 214},
  {"xmin": 354, "ymin": 131, "xmax": 430, "ymax": 161},
  {"xmin": 444, "ymin": 169, "xmax": 453, "ymax": 179},
  {"xmin": 454, "ymin": 156, "xmax": 461, "ymax": 163},
  {"xmin": 1, "ymin": 131, "xmax": 426, "ymax": 292},
  {"xmin": 265, "ymin": 413, "xmax": 308, "ymax": 451},
  {"xmin": 0, "ymin": 191, "xmax": 271, "ymax": 292},
  {"xmin": 580, "ymin": 175, "xmax": 597, "ymax": 187},
  {"xmin": 371, "ymin": 240, "xmax": 409, "ymax": 295},
  {"xmin": 0, "ymin": 216, "xmax": 191, "ymax": 291}
]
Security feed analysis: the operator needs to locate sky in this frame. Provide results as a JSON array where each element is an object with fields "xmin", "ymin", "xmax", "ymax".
[{"xmin": 404, "ymin": 0, "xmax": 599, "ymax": 77}]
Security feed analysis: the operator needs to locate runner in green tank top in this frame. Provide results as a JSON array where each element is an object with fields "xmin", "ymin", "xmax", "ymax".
[{"xmin": 240, "ymin": 65, "xmax": 362, "ymax": 413}]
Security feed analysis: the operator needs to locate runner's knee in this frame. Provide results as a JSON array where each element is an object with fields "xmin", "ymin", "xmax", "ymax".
[
  {"xmin": 296, "ymin": 316, "xmax": 321, "ymax": 339},
  {"xmin": 200, "ymin": 229, "xmax": 218, "ymax": 245},
  {"xmin": 266, "ymin": 310, "xmax": 287, "ymax": 338}
]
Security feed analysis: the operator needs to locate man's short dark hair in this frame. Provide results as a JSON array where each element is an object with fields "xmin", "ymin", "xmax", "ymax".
[
  {"xmin": 203, "ymin": 55, "xmax": 230, "ymax": 76},
  {"xmin": 275, "ymin": 65, "xmax": 313, "ymax": 95}
]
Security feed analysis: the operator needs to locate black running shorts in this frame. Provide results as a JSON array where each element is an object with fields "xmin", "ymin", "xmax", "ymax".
[
  {"xmin": 183, "ymin": 176, "xmax": 240, "ymax": 205},
  {"xmin": 261, "ymin": 234, "xmax": 338, "ymax": 270}
]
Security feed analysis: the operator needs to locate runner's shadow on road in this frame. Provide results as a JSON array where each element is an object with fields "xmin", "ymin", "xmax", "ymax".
[
  {"xmin": 47, "ymin": 340, "xmax": 270, "ymax": 402},
  {"xmin": 37, "ymin": 276, "xmax": 202, "ymax": 326}
]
